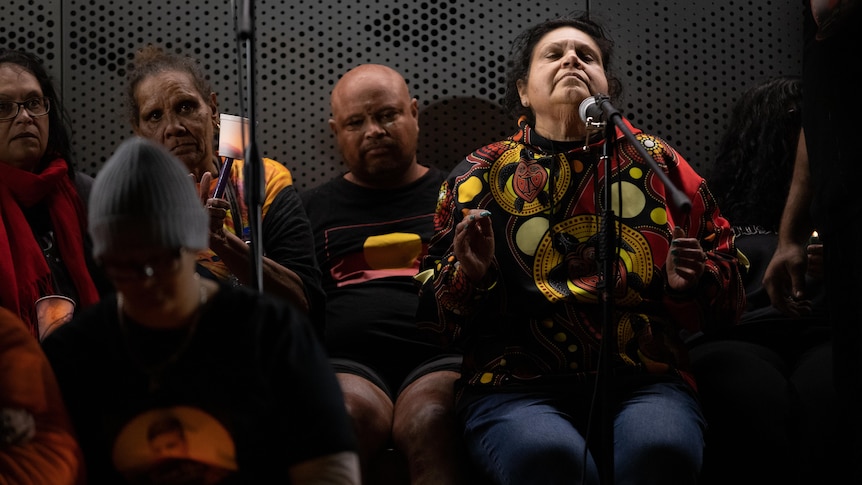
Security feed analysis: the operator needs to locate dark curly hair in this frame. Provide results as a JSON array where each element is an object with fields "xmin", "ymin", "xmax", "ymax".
[
  {"xmin": 0, "ymin": 48, "xmax": 73, "ymax": 169},
  {"xmin": 708, "ymin": 76, "xmax": 803, "ymax": 230},
  {"xmin": 125, "ymin": 45, "xmax": 214, "ymax": 127},
  {"xmin": 502, "ymin": 12, "xmax": 622, "ymax": 125}
]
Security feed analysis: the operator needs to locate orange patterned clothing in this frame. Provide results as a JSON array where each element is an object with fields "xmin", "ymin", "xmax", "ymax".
[
  {"xmin": 417, "ymin": 118, "xmax": 745, "ymax": 394},
  {"xmin": 195, "ymin": 156, "xmax": 325, "ymax": 333},
  {"xmin": 196, "ymin": 156, "xmax": 292, "ymax": 280}
]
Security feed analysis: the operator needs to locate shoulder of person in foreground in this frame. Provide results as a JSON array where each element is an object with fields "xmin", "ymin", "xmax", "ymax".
[
  {"xmin": 0, "ymin": 307, "xmax": 85, "ymax": 485},
  {"xmin": 217, "ymin": 284, "xmax": 322, "ymax": 344},
  {"xmin": 72, "ymin": 171, "xmax": 94, "ymax": 206},
  {"xmin": 71, "ymin": 171, "xmax": 115, "ymax": 297},
  {"xmin": 214, "ymin": 285, "xmax": 357, "ymax": 447}
]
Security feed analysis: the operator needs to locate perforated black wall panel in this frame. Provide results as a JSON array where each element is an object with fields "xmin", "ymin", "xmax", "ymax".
[{"xmin": 2, "ymin": 0, "xmax": 801, "ymax": 189}]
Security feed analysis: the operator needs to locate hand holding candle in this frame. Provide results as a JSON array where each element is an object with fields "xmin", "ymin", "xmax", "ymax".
[{"xmin": 806, "ymin": 230, "xmax": 823, "ymax": 280}]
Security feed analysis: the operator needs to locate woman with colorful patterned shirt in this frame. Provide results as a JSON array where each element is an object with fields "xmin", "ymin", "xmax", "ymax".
[{"xmin": 416, "ymin": 13, "xmax": 744, "ymax": 485}]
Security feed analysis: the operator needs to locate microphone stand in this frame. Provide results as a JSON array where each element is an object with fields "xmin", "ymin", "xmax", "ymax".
[
  {"xmin": 237, "ymin": 0, "xmax": 263, "ymax": 292},
  {"xmin": 599, "ymin": 119, "xmax": 615, "ymax": 485},
  {"xmin": 587, "ymin": 98, "xmax": 691, "ymax": 485}
]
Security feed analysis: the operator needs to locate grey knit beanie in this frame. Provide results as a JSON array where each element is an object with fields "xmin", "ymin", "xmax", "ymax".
[{"xmin": 89, "ymin": 137, "xmax": 208, "ymax": 259}]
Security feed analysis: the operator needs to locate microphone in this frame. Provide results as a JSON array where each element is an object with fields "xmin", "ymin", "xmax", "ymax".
[
  {"xmin": 239, "ymin": 0, "xmax": 253, "ymax": 39},
  {"xmin": 579, "ymin": 94, "xmax": 606, "ymax": 124},
  {"xmin": 578, "ymin": 94, "xmax": 611, "ymax": 150},
  {"xmin": 579, "ymin": 94, "xmax": 619, "ymax": 125}
]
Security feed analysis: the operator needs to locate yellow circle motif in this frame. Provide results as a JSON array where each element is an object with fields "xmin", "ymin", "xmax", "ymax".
[
  {"xmin": 610, "ymin": 181, "xmax": 647, "ymax": 219},
  {"xmin": 457, "ymin": 175, "xmax": 485, "ymax": 205},
  {"xmin": 515, "ymin": 217, "xmax": 550, "ymax": 257},
  {"xmin": 651, "ymin": 207, "xmax": 668, "ymax": 225}
]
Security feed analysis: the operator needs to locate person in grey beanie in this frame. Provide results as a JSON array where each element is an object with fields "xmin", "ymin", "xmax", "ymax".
[{"xmin": 41, "ymin": 137, "xmax": 360, "ymax": 484}]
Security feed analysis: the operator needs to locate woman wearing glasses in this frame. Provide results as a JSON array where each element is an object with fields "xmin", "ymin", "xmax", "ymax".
[{"xmin": 0, "ymin": 48, "xmax": 107, "ymax": 341}]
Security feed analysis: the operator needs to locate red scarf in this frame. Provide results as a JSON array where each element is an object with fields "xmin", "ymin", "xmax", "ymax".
[{"xmin": 0, "ymin": 158, "xmax": 100, "ymax": 338}]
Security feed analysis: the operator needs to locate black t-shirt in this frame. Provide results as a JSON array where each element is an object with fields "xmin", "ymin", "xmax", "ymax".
[
  {"xmin": 301, "ymin": 168, "xmax": 452, "ymax": 386},
  {"xmin": 42, "ymin": 283, "xmax": 355, "ymax": 484}
]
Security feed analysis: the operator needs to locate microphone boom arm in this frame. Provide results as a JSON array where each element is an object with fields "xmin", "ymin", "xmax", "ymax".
[{"xmin": 593, "ymin": 96, "xmax": 691, "ymax": 214}]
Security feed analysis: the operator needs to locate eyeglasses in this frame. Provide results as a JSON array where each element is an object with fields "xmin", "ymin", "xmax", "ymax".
[
  {"xmin": 0, "ymin": 97, "xmax": 51, "ymax": 121},
  {"xmin": 100, "ymin": 249, "xmax": 183, "ymax": 283}
]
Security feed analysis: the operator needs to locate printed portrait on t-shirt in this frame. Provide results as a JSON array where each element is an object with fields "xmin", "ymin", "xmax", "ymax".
[{"xmin": 112, "ymin": 406, "xmax": 237, "ymax": 485}]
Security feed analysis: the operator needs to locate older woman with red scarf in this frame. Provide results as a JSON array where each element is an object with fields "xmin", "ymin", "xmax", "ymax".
[{"xmin": 0, "ymin": 48, "xmax": 105, "ymax": 341}]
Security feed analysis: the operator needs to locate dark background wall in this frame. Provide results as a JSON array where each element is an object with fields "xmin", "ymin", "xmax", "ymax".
[{"xmin": 3, "ymin": 0, "xmax": 803, "ymax": 189}]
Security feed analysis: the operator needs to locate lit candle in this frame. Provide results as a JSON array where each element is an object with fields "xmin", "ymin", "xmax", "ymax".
[
  {"xmin": 809, "ymin": 230, "xmax": 820, "ymax": 244},
  {"xmin": 217, "ymin": 114, "xmax": 249, "ymax": 159}
]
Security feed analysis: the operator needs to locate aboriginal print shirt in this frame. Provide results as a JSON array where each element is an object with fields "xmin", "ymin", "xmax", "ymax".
[{"xmin": 417, "ymin": 117, "xmax": 745, "ymax": 393}]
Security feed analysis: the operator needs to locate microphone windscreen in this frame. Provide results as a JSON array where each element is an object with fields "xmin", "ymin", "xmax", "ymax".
[{"xmin": 579, "ymin": 96, "xmax": 603, "ymax": 123}]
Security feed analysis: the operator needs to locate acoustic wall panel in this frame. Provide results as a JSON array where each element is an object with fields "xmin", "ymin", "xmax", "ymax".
[
  {"xmin": 2, "ymin": 0, "xmax": 801, "ymax": 189},
  {"xmin": 594, "ymin": 0, "xmax": 803, "ymax": 179},
  {"xmin": 1, "ymin": 0, "xmax": 63, "ymax": 113}
]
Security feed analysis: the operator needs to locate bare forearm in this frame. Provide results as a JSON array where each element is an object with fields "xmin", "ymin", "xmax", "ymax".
[
  {"xmin": 763, "ymin": 128, "xmax": 815, "ymax": 313},
  {"xmin": 778, "ymin": 129, "xmax": 813, "ymax": 245},
  {"xmin": 210, "ymin": 231, "xmax": 310, "ymax": 312}
]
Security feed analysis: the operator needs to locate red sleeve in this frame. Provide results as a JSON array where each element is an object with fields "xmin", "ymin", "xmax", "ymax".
[{"xmin": 662, "ymin": 144, "xmax": 746, "ymax": 336}]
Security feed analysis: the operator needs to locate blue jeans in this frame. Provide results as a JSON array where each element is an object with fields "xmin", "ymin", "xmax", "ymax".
[{"xmin": 457, "ymin": 378, "xmax": 705, "ymax": 485}]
